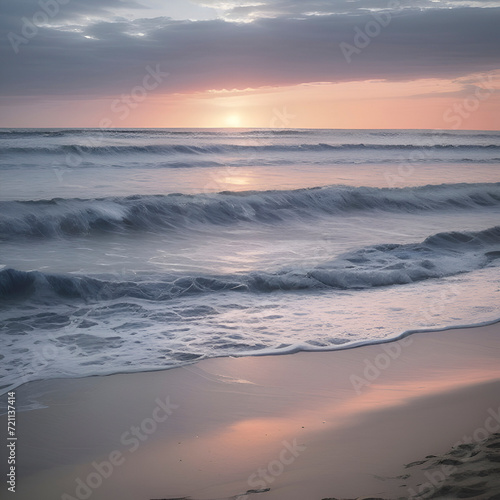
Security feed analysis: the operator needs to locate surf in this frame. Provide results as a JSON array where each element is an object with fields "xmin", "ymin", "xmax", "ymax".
[{"xmin": 1, "ymin": 183, "xmax": 499, "ymax": 240}]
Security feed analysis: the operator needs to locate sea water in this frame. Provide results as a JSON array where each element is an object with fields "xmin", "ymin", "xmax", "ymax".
[{"xmin": 1, "ymin": 128, "xmax": 499, "ymax": 393}]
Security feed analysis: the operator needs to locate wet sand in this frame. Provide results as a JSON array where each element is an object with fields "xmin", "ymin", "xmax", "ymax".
[{"xmin": 2, "ymin": 322, "xmax": 500, "ymax": 500}]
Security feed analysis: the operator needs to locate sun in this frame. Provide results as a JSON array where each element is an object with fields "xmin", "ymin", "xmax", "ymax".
[{"xmin": 225, "ymin": 114, "xmax": 242, "ymax": 127}]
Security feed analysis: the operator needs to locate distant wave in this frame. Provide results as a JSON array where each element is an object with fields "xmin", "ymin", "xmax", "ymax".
[
  {"xmin": 0, "ymin": 129, "xmax": 316, "ymax": 141},
  {"xmin": 1, "ymin": 183, "xmax": 499, "ymax": 239},
  {"xmin": 2, "ymin": 225, "xmax": 499, "ymax": 302},
  {"xmin": 0, "ymin": 128, "xmax": 313, "ymax": 137},
  {"xmin": 238, "ymin": 129, "xmax": 313, "ymax": 136},
  {"xmin": 3, "ymin": 157, "xmax": 500, "ymax": 171},
  {"xmin": 368, "ymin": 130, "xmax": 500, "ymax": 139},
  {"xmin": 2, "ymin": 128, "xmax": 499, "ymax": 138},
  {"xmin": 0, "ymin": 129, "xmax": 225, "ymax": 137},
  {"xmin": 3, "ymin": 142, "xmax": 500, "ymax": 156}
]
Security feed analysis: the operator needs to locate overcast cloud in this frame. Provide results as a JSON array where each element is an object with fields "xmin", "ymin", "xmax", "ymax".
[
  {"xmin": 1, "ymin": 0, "xmax": 499, "ymax": 98},
  {"xmin": 192, "ymin": 0, "xmax": 500, "ymax": 20}
]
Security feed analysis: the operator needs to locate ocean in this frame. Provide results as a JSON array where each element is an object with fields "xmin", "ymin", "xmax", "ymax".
[{"xmin": 1, "ymin": 128, "xmax": 499, "ymax": 395}]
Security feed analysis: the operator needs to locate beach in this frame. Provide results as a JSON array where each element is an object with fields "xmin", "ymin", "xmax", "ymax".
[
  {"xmin": 2, "ymin": 0, "xmax": 500, "ymax": 496},
  {"xmin": 4, "ymin": 321, "xmax": 500, "ymax": 500},
  {"xmin": 1, "ymin": 129, "xmax": 500, "ymax": 499}
]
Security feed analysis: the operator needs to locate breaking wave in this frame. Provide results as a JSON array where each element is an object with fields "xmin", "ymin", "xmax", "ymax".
[
  {"xmin": 1, "ymin": 183, "xmax": 499, "ymax": 240},
  {"xmin": 2, "ymin": 225, "xmax": 499, "ymax": 302}
]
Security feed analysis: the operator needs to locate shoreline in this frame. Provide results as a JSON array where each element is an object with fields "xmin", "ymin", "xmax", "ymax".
[
  {"xmin": 2, "ymin": 322, "xmax": 500, "ymax": 499},
  {"xmin": 3, "ymin": 316, "xmax": 500, "ymax": 399}
]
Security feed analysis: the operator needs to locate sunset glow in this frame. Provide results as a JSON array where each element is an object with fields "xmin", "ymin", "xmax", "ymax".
[
  {"xmin": 2, "ymin": 4, "xmax": 500, "ymax": 500},
  {"xmin": 224, "ymin": 113, "xmax": 243, "ymax": 128},
  {"xmin": 1, "ymin": 1, "xmax": 499, "ymax": 129}
]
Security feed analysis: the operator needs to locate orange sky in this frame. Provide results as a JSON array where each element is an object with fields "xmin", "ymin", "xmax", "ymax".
[
  {"xmin": 188, "ymin": 74, "xmax": 500, "ymax": 130},
  {"xmin": 2, "ymin": 1, "xmax": 500, "ymax": 130},
  {"xmin": 3, "ymin": 73, "xmax": 498, "ymax": 130}
]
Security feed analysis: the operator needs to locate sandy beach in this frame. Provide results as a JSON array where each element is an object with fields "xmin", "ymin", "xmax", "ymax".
[
  {"xmin": 2, "ymin": 0, "xmax": 500, "ymax": 498},
  {"xmin": 3, "ymin": 322, "xmax": 500, "ymax": 500}
]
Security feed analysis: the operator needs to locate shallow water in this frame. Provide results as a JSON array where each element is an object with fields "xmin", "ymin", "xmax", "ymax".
[{"xmin": 1, "ymin": 128, "xmax": 500, "ymax": 393}]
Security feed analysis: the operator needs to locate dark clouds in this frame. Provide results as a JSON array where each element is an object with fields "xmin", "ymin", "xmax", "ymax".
[
  {"xmin": 0, "ymin": 0, "xmax": 142, "ymax": 24},
  {"xmin": 1, "ymin": 2, "xmax": 499, "ymax": 98}
]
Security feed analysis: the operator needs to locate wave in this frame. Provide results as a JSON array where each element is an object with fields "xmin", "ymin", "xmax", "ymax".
[
  {"xmin": 1, "ymin": 183, "xmax": 500, "ymax": 239},
  {"xmin": 0, "ymin": 128, "xmax": 313, "ymax": 138},
  {"xmin": 0, "ymin": 129, "xmax": 224, "ymax": 138},
  {"xmin": 368, "ymin": 130, "xmax": 500, "ymax": 139},
  {"xmin": 3, "ymin": 157, "xmax": 500, "ymax": 172},
  {"xmin": 3, "ymin": 142, "xmax": 500, "ymax": 156},
  {"xmin": 308, "ymin": 225, "xmax": 500, "ymax": 289},
  {"xmin": 2, "ymin": 128, "xmax": 499, "ymax": 138},
  {"xmin": 2, "ymin": 225, "xmax": 499, "ymax": 302}
]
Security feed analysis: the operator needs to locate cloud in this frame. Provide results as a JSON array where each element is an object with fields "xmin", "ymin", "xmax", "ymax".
[
  {"xmin": 0, "ymin": 0, "xmax": 143, "ymax": 27},
  {"xmin": 1, "ymin": 6, "xmax": 499, "ymax": 98},
  {"xmin": 408, "ymin": 73, "xmax": 500, "ymax": 99},
  {"xmin": 192, "ymin": 0, "xmax": 500, "ymax": 21}
]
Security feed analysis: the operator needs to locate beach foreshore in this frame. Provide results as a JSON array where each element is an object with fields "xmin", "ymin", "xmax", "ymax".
[{"xmin": 3, "ymin": 322, "xmax": 500, "ymax": 500}]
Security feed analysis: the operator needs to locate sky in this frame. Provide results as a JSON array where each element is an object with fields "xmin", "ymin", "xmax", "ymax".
[{"xmin": 0, "ymin": 0, "xmax": 499, "ymax": 129}]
